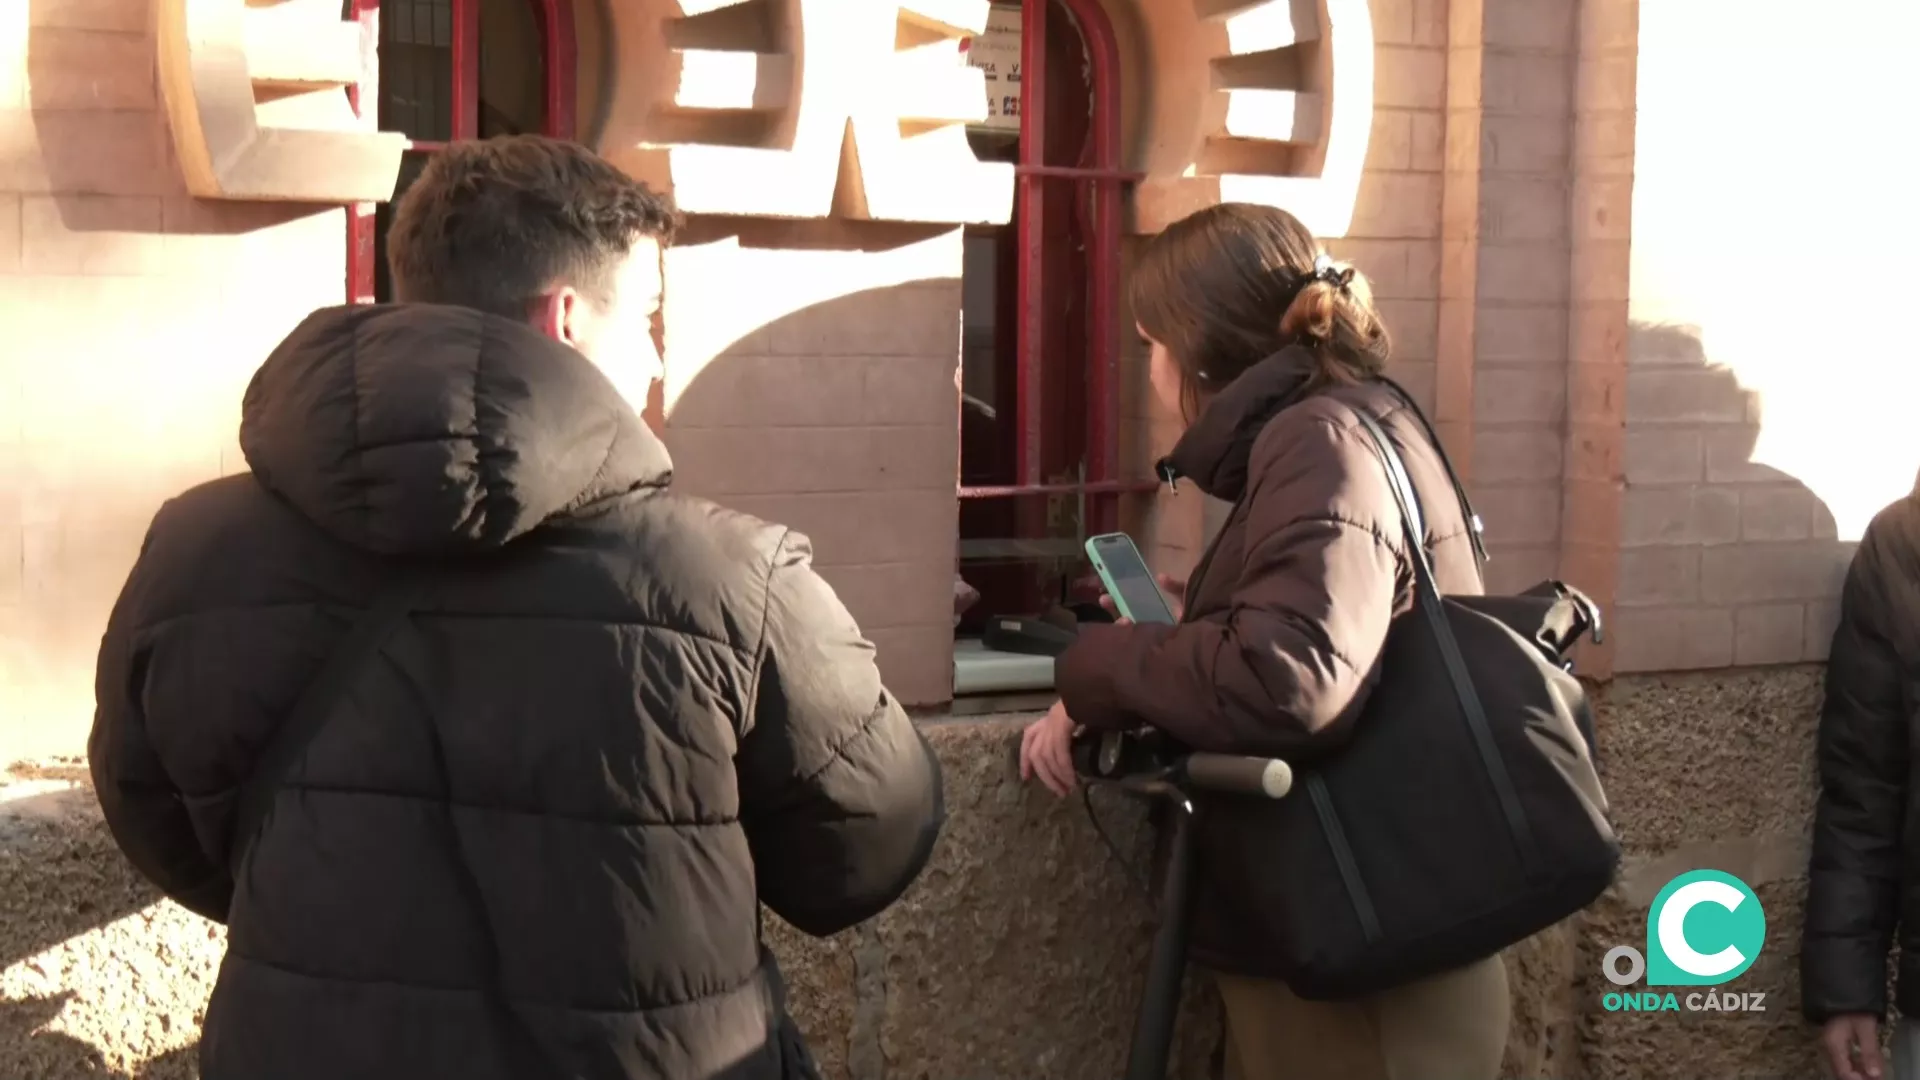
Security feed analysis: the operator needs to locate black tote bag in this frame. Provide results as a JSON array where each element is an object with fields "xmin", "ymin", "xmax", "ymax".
[{"xmin": 1218, "ymin": 408, "xmax": 1620, "ymax": 1001}]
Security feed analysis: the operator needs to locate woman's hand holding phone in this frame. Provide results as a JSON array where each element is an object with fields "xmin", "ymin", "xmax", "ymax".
[
  {"xmin": 1098, "ymin": 573, "xmax": 1187, "ymax": 624},
  {"xmin": 1022, "ymin": 558, "xmax": 1185, "ymax": 799}
]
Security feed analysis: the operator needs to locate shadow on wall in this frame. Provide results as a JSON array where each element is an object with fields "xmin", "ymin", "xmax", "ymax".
[
  {"xmin": 1615, "ymin": 321, "xmax": 1855, "ymax": 673},
  {"xmin": 23, "ymin": 0, "xmax": 329, "ymax": 239},
  {"xmin": 660, "ymin": 212, "xmax": 957, "ymax": 439},
  {"xmin": 659, "ymin": 217, "xmax": 970, "ymax": 707}
]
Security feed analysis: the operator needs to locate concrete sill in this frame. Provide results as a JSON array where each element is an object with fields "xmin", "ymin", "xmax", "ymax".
[{"xmin": 952, "ymin": 637, "xmax": 1054, "ymax": 696}]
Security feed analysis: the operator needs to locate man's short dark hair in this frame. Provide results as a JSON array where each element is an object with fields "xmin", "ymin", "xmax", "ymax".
[{"xmin": 386, "ymin": 135, "xmax": 680, "ymax": 319}]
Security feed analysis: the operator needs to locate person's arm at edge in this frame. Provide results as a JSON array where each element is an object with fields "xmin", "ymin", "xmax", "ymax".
[
  {"xmin": 87, "ymin": 519, "xmax": 233, "ymax": 923},
  {"xmin": 737, "ymin": 528, "xmax": 945, "ymax": 938},
  {"xmin": 1803, "ymin": 513, "xmax": 1908, "ymax": 1023}
]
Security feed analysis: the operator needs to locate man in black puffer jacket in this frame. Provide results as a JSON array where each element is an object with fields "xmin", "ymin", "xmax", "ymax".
[
  {"xmin": 88, "ymin": 136, "xmax": 944, "ymax": 1080},
  {"xmin": 1804, "ymin": 485, "xmax": 1920, "ymax": 1080}
]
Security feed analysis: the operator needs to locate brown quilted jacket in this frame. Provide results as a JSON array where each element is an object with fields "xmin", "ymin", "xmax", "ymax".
[{"xmin": 1056, "ymin": 346, "xmax": 1485, "ymax": 758}]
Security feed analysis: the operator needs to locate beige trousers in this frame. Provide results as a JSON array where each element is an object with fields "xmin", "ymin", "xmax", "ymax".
[{"xmin": 1214, "ymin": 955, "xmax": 1510, "ymax": 1080}]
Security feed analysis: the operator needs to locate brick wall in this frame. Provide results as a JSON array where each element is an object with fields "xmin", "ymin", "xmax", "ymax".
[
  {"xmin": 0, "ymin": 0, "xmax": 347, "ymax": 761},
  {"xmin": 15, "ymin": 0, "xmax": 1900, "ymax": 752},
  {"xmin": 1613, "ymin": 322, "xmax": 1845, "ymax": 670},
  {"xmin": 660, "ymin": 221, "xmax": 963, "ymax": 707},
  {"xmin": 1342, "ymin": 0, "xmax": 1444, "ymax": 421},
  {"xmin": 1432, "ymin": 0, "xmax": 1582, "ymax": 595},
  {"xmin": 1609, "ymin": 0, "xmax": 1916, "ymax": 673},
  {"xmin": 1555, "ymin": 0, "xmax": 1635, "ymax": 675},
  {"xmin": 1128, "ymin": 0, "xmax": 1451, "ymax": 586},
  {"xmin": 1138, "ymin": 0, "xmax": 1657, "ymax": 677}
]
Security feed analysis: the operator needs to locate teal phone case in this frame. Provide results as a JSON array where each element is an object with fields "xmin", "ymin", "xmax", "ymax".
[{"xmin": 1084, "ymin": 532, "xmax": 1175, "ymax": 624}]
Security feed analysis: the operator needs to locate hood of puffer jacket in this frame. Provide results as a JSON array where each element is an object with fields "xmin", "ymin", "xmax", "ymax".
[
  {"xmin": 1157, "ymin": 346, "xmax": 1318, "ymax": 503},
  {"xmin": 239, "ymin": 303, "xmax": 671, "ymax": 556}
]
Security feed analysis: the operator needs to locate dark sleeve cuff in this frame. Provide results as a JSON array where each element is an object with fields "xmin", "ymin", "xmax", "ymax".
[
  {"xmin": 1055, "ymin": 623, "xmax": 1172, "ymax": 731},
  {"xmin": 784, "ymin": 723, "xmax": 945, "ymax": 938},
  {"xmin": 1801, "ymin": 871, "xmax": 1896, "ymax": 1022}
]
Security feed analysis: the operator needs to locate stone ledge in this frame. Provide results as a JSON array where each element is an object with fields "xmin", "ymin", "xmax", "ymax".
[{"xmin": 2, "ymin": 667, "xmax": 1831, "ymax": 1078}]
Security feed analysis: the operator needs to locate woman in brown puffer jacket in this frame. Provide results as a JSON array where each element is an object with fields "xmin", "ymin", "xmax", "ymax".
[{"xmin": 1018, "ymin": 203, "xmax": 1510, "ymax": 1079}]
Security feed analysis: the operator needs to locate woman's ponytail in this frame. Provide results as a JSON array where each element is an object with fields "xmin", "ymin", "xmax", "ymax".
[
  {"xmin": 1282, "ymin": 257, "xmax": 1390, "ymax": 389},
  {"xmin": 1278, "ymin": 280, "xmax": 1339, "ymax": 345}
]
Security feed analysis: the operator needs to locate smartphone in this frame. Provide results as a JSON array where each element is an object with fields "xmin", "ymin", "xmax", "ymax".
[{"xmin": 1084, "ymin": 533, "xmax": 1178, "ymax": 625}]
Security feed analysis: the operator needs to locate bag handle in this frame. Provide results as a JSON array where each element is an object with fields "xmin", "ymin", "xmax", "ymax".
[
  {"xmin": 1347, "ymin": 408, "xmax": 1540, "ymax": 869},
  {"xmin": 230, "ymin": 575, "xmax": 432, "ymax": 875}
]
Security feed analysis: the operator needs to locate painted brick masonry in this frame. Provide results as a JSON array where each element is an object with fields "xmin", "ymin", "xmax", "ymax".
[{"xmin": 1, "ymin": 0, "xmax": 348, "ymax": 760}]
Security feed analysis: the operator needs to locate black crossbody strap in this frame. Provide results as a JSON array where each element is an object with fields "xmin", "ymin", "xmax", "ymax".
[
  {"xmin": 229, "ymin": 578, "xmax": 569, "ymax": 1077},
  {"xmin": 392, "ymin": 660, "xmax": 572, "ymax": 1079},
  {"xmin": 1373, "ymin": 376, "xmax": 1489, "ymax": 566},
  {"xmin": 1348, "ymin": 409, "xmax": 1540, "ymax": 868},
  {"xmin": 230, "ymin": 576, "xmax": 432, "ymax": 875}
]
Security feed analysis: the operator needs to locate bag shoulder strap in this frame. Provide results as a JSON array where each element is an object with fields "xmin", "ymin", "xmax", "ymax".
[
  {"xmin": 1347, "ymin": 408, "xmax": 1540, "ymax": 868},
  {"xmin": 1373, "ymin": 376, "xmax": 1488, "ymax": 566},
  {"xmin": 229, "ymin": 576, "xmax": 567, "ymax": 1077},
  {"xmin": 230, "ymin": 575, "xmax": 432, "ymax": 874}
]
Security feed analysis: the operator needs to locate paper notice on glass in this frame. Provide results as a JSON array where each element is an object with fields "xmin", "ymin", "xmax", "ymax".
[{"xmin": 960, "ymin": 5, "xmax": 1022, "ymax": 133}]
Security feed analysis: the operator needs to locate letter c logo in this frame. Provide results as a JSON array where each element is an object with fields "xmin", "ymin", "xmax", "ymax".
[
  {"xmin": 1658, "ymin": 879, "xmax": 1749, "ymax": 977},
  {"xmin": 1646, "ymin": 870, "xmax": 1766, "ymax": 987}
]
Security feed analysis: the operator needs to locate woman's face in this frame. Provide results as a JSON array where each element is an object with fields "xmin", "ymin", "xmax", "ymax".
[{"xmin": 1140, "ymin": 324, "xmax": 1185, "ymax": 419}]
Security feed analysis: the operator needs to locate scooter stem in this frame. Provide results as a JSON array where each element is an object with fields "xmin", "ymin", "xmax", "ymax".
[{"xmin": 1122, "ymin": 797, "xmax": 1198, "ymax": 1080}]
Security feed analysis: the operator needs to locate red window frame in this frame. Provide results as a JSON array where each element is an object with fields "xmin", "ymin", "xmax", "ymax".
[
  {"xmin": 956, "ymin": 0, "xmax": 1152, "ymax": 627},
  {"xmin": 344, "ymin": 0, "xmax": 579, "ymax": 305}
]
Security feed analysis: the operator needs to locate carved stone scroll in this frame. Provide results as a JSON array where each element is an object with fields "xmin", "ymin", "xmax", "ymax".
[
  {"xmin": 1134, "ymin": 0, "xmax": 1373, "ymax": 236},
  {"xmin": 599, "ymin": 0, "xmax": 1014, "ymax": 224},
  {"xmin": 157, "ymin": 0, "xmax": 406, "ymax": 203}
]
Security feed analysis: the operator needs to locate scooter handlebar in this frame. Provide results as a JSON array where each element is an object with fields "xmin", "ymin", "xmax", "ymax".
[
  {"xmin": 1073, "ymin": 729, "xmax": 1293, "ymax": 800},
  {"xmin": 1180, "ymin": 753, "xmax": 1294, "ymax": 799}
]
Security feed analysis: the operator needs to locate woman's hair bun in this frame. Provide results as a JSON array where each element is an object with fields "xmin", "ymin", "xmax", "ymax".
[{"xmin": 1278, "ymin": 280, "xmax": 1338, "ymax": 343}]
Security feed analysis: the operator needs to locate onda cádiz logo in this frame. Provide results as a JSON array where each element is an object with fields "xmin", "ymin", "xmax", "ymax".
[{"xmin": 1600, "ymin": 870, "xmax": 1768, "ymax": 1014}]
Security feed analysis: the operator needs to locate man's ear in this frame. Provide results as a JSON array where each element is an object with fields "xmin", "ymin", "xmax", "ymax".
[{"xmin": 528, "ymin": 287, "xmax": 586, "ymax": 346}]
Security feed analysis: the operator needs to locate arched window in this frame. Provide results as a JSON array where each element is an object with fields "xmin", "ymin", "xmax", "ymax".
[
  {"xmin": 344, "ymin": 0, "xmax": 579, "ymax": 304},
  {"xmin": 955, "ymin": 0, "xmax": 1144, "ymax": 691}
]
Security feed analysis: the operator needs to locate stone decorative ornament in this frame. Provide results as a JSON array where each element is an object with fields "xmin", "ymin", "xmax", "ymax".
[
  {"xmin": 1133, "ymin": 0, "xmax": 1373, "ymax": 237},
  {"xmin": 598, "ymin": 0, "xmax": 1017, "ymax": 224},
  {"xmin": 152, "ymin": 0, "xmax": 1364, "ymax": 233},
  {"xmin": 156, "ymin": 0, "xmax": 406, "ymax": 203}
]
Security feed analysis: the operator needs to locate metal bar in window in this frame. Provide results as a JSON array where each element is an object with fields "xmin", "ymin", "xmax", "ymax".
[
  {"xmin": 1056, "ymin": 0, "xmax": 1125, "ymax": 538},
  {"xmin": 958, "ymin": 480, "xmax": 1160, "ymax": 499},
  {"xmin": 1012, "ymin": 164, "xmax": 1142, "ymax": 182},
  {"xmin": 345, "ymin": 0, "xmax": 382, "ymax": 305},
  {"xmin": 1014, "ymin": 0, "xmax": 1047, "ymax": 490},
  {"xmin": 535, "ymin": 0, "xmax": 576, "ymax": 137},
  {"xmin": 451, "ymin": 0, "xmax": 479, "ymax": 140},
  {"xmin": 957, "ymin": 537, "xmax": 1084, "ymax": 560}
]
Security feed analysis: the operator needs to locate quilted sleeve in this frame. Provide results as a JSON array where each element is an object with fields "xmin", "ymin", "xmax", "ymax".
[{"xmin": 734, "ymin": 529, "xmax": 945, "ymax": 938}]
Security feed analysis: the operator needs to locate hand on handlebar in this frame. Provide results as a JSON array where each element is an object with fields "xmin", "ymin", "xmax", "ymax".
[
  {"xmin": 1071, "ymin": 727, "xmax": 1297, "ymax": 801},
  {"xmin": 1019, "ymin": 700, "xmax": 1080, "ymax": 797}
]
